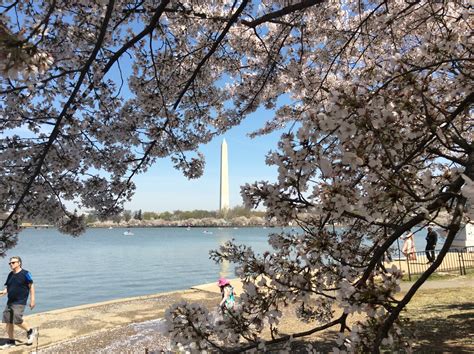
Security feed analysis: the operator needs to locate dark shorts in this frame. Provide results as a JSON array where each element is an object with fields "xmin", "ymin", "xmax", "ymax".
[{"xmin": 2, "ymin": 304, "xmax": 26, "ymax": 324}]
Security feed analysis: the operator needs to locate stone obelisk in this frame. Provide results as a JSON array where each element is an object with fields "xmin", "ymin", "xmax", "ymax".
[{"xmin": 220, "ymin": 139, "xmax": 230, "ymax": 211}]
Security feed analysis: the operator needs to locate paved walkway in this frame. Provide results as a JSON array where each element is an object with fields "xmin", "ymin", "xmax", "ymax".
[
  {"xmin": 193, "ymin": 275, "xmax": 474, "ymax": 294},
  {"xmin": 0, "ymin": 276, "xmax": 471, "ymax": 353}
]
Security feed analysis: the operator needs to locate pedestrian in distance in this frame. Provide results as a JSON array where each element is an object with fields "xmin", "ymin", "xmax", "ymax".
[
  {"xmin": 402, "ymin": 232, "xmax": 417, "ymax": 261},
  {"xmin": 0, "ymin": 256, "xmax": 38, "ymax": 348},
  {"xmin": 425, "ymin": 227, "xmax": 438, "ymax": 263}
]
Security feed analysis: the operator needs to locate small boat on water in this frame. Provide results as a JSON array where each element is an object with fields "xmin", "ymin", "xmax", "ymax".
[
  {"xmin": 123, "ymin": 230, "xmax": 134, "ymax": 236},
  {"xmin": 203, "ymin": 230, "xmax": 213, "ymax": 235}
]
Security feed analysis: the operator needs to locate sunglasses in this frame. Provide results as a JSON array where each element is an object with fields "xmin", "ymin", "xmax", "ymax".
[{"xmin": 8, "ymin": 261, "xmax": 18, "ymax": 265}]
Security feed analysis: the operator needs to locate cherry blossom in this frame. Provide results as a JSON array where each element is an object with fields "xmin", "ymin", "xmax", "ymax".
[{"xmin": 1, "ymin": 0, "xmax": 472, "ymax": 352}]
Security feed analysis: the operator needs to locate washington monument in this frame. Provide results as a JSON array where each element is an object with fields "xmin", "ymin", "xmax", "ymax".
[{"xmin": 220, "ymin": 139, "xmax": 229, "ymax": 211}]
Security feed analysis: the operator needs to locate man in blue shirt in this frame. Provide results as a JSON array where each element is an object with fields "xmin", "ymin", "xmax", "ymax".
[{"xmin": 0, "ymin": 256, "xmax": 37, "ymax": 348}]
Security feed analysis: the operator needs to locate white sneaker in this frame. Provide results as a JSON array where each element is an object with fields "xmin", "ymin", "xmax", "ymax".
[
  {"xmin": 0, "ymin": 340, "xmax": 15, "ymax": 349},
  {"xmin": 26, "ymin": 328, "xmax": 38, "ymax": 345}
]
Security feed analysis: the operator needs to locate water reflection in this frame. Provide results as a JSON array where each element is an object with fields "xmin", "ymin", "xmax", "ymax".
[{"xmin": 217, "ymin": 229, "xmax": 232, "ymax": 278}]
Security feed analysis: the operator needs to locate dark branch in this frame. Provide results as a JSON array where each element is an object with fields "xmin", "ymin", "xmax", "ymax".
[
  {"xmin": 372, "ymin": 194, "xmax": 467, "ymax": 352},
  {"xmin": 172, "ymin": 0, "xmax": 249, "ymax": 110},
  {"xmin": 241, "ymin": 0, "xmax": 325, "ymax": 28},
  {"xmin": 1, "ymin": 0, "xmax": 117, "ymax": 231}
]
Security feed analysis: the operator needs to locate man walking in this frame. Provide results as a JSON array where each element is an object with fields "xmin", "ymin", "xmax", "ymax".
[
  {"xmin": 0, "ymin": 256, "xmax": 37, "ymax": 348},
  {"xmin": 425, "ymin": 227, "xmax": 438, "ymax": 263}
]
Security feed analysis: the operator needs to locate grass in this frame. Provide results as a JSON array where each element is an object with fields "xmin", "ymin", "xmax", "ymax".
[
  {"xmin": 267, "ymin": 272, "xmax": 474, "ymax": 352},
  {"xmin": 403, "ymin": 286, "xmax": 474, "ymax": 352},
  {"xmin": 401, "ymin": 268, "xmax": 474, "ymax": 282}
]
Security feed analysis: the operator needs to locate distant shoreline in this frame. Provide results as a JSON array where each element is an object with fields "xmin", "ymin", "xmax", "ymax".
[
  {"xmin": 23, "ymin": 224, "xmax": 282, "ymax": 229},
  {"xmin": 21, "ymin": 219, "xmax": 291, "ymax": 229},
  {"xmin": 92, "ymin": 225, "xmax": 279, "ymax": 228}
]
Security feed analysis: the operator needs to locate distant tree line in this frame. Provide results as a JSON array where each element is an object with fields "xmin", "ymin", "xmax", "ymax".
[{"xmin": 84, "ymin": 206, "xmax": 265, "ymax": 224}]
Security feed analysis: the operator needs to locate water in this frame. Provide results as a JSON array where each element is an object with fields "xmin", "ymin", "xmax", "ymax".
[
  {"xmin": 0, "ymin": 227, "xmax": 273, "ymax": 313},
  {"xmin": 0, "ymin": 226, "xmax": 435, "ymax": 313}
]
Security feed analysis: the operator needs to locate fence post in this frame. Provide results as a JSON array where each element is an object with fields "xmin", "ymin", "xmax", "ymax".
[
  {"xmin": 406, "ymin": 257, "xmax": 411, "ymax": 281},
  {"xmin": 397, "ymin": 237, "xmax": 402, "ymax": 271},
  {"xmin": 458, "ymin": 249, "xmax": 466, "ymax": 276}
]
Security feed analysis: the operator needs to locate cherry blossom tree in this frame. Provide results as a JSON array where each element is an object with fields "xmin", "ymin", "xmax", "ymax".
[
  {"xmin": 0, "ymin": 0, "xmax": 255, "ymax": 247},
  {"xmin": 163, "ymin": 1, "xmax": 472, "ymax": 352},
  {"xmin": 1, "ymin": 0, "xmax": 472, "ymax": 352}
]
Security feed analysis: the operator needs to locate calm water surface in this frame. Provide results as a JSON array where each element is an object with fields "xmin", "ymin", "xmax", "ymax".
[
  {"xmin": 1, "ymin": 226, "xmax": 431, "ymax": 313},
  {"xmin": 1, "ymin": 227, "xmax": 274, "ymax": 313}
]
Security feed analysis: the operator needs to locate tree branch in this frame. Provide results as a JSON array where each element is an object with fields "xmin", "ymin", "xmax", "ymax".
[
  {"xmin": 241, "ymin": 0, "xmax": 325, "ymax": 28},
  {"xmin": 172, "ymin": 0, "xmax": 249, "ymax": 110},
  {"xmin": 371, "ymin": 193, "xmax": 467, "ymax": 352},
  {"xmin": 1, "ymin": 0, "xmax": 117, "ymax": 231},
  {"xmin": 230, "ymin": 314, "xmax": 347, "ymax": 352}
]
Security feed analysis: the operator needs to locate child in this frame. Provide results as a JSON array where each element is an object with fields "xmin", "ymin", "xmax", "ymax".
[{"xmin": 217, "ymin": 278, "xmax": 235, "ymax": 312}]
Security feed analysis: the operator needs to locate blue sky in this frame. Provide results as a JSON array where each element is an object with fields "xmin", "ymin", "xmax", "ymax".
[{"xmin": 124, "ymin": 107, "xmax": 284, "ymax": 212}]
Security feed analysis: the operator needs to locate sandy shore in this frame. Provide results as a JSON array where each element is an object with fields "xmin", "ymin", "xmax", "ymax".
[{"xmin": 1, "ymin": 277, "xmax": 472, "ymax": 353}]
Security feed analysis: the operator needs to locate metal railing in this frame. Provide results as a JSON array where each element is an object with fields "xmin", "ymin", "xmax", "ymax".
[{"xmin": 400, "ymin": 246, "xmax": 474, "ymax": 281}]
